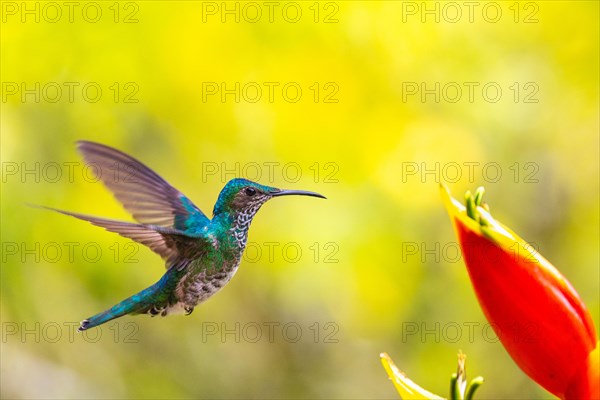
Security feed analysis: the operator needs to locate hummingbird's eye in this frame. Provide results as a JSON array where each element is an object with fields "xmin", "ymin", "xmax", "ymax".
[{"xmin": 244, "ymin": 187, "xmax": 257, "ymax": 196}]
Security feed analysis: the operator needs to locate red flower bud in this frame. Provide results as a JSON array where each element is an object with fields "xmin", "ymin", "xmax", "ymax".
[{"xmin": 441, "ymin": 185, "xmax": 598, "ymax": 399}]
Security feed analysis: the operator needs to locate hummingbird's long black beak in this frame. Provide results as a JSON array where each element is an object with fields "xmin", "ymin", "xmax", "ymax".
[{"xmin": 271, "ymin": 189, "xmax": 326, "ymax": 199}]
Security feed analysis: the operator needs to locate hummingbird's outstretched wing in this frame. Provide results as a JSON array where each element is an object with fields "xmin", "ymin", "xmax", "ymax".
[
  {"xmin": 39, "ymin": 206, "xmax": 211, "ymax": 268},
  {"xmin": 77, "ymin": 141, "xmax": 210, "ymax": 232}
]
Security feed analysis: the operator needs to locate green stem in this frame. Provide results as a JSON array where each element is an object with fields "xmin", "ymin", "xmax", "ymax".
[
  {"xmin": 465, "ymin": 377, "xmax": 484, "ymax": 400},
  {"xmin": 473, "ymin": 187, "xmax": 485, "ymax": 207},
  {"xmin": 450, "ymin": 373, "xmax": 461, "ymax": 400},
  {"xmin": 465, "ymin": 191, "xmax": 476, "ymax": 220}
]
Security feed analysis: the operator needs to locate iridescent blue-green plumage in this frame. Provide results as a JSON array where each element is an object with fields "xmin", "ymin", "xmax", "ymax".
[{"xmin": 43, "ymin": 141, "xmax": 325, "ymax": 331}]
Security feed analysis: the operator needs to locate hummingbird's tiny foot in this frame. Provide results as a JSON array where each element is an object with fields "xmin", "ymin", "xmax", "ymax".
[
  {"xmin": 78, "ymin": 319, "xmax": 90, "ymax": 332},
  {"xmin": 184, "ymin": 306, "xmax": 194, "ymax": 315},
  {"xmin": 149, "ymin": 307, "xmax": 160, "ymax": 317}
]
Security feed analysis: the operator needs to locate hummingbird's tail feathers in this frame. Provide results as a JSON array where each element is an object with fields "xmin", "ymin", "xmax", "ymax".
[
  {"xmin": 76, "ymin": 141, "xmax": 210, "ymax": 230},
  {"xmin": 78, "ymin": 284, "xmax": 162, "ymax": 331}
]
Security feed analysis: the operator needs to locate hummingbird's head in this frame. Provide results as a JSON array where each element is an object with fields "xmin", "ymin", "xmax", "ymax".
[{"xmin": 213, "ymin": 178, "xmax": 325, "ymax": 217}]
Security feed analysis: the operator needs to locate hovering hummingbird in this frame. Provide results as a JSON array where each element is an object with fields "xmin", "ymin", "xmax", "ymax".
[{"xmin": 42, "ymin": 141, "xmax": 325, "ymax": 331}]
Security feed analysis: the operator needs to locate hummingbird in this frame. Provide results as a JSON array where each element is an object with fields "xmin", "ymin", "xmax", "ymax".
[{"xmin": 42, "ymin": 141, "xmax": 325, "ymax": 331}]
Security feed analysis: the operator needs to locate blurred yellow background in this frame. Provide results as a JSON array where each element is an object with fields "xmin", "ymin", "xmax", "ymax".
[{"xmin": 1, "ymin": 1, "xmax": 598, "ymax": 398}]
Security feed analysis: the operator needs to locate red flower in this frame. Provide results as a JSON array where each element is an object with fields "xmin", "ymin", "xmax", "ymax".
[{"xmin": 441, "ymin": 185, "xmax": 598, "ymax": 399}]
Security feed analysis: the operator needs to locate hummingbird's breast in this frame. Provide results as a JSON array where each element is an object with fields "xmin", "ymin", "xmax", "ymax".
[
  {"xmin": 175, "ymin": 225, "xmax": 246, "ymax": 308},
  {"xmin": 176, "ymin": 263, "xmax": 240, "ymax": 307}
]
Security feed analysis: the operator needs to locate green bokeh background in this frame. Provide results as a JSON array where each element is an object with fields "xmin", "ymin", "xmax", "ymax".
[{"xmin": 1, "ymin": 1, "xmax": 598, "ymax": 398}]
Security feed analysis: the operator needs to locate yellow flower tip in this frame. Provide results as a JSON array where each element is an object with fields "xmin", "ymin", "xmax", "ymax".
[
  {"xmin": 380, "ymin": 352, "xmax": 445, "ymax": 400},
  {"xmin": 439, "ymin": 184, "xmax": 468, "ymax": 223},
  {"xmin": 440, "ymin": 185, "xmax": 518, "ymax": 247}
]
